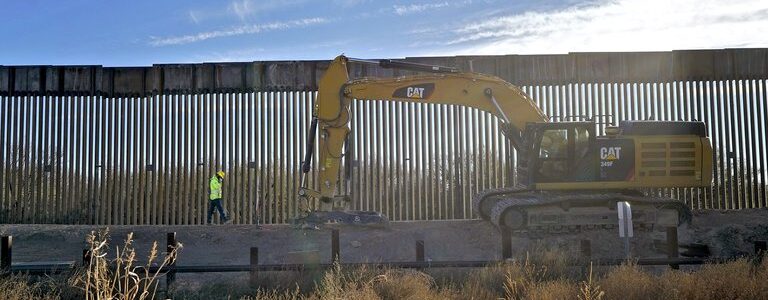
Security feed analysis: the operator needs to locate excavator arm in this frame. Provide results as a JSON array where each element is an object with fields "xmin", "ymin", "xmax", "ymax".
[{"xmin": 299, "ymin": 55, "xmax": 548, "ymax": 212}]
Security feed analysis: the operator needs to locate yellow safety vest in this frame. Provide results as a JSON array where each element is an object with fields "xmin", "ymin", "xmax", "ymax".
[{"xmin": 209, "ymin": 176, "xmax": 222, "ymax": 200}]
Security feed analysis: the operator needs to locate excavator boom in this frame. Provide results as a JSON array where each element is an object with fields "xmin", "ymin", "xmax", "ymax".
[{"xmin": 300, "ymin": 55, "xmax": 547, "ymax": 211}]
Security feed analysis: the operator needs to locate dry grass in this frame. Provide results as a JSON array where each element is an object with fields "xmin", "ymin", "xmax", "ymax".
[
  {"xmin": 0, "ymin": 273, "xmax": 61, "ymax": 300},
  {"xmin": 2, "ymin": 249, "xmax": 768, "ymax": 300},
  {"xmin": 599, "ymin": 263, "xmax": 653, "ymax": 299},
  {"xmin": 598, "ymin": 257, "xmax": 768, "ymax": 300},
  {"xmin": 525, "ymin": 280, "xmax": 577, "ymax": 300},
  {"xmin": 68, "ymin": 229, "xmax": 181, "ymax": 300},
  {"xmin": 577, "ymin": 264, "xmax": 604, "ymax": 300},
  {"xmin": 655, "ymin": 258, "xmax": 768, "ymax": 300}
]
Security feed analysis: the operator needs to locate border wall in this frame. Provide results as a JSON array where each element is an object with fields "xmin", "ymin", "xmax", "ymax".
[{"xmin": 1, "ymin": 49, "xmax": 767, "ymax": 224}]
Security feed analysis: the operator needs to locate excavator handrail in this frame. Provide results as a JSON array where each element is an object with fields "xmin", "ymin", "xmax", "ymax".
[{"xmin": 347, "ymin": 56, "xmax": 461, "ymax": 73}]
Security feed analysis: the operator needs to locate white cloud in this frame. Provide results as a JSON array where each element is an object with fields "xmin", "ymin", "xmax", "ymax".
[
  {"xmin": 393, "ymin": 2, "xmax": 450, "ymax": 15},
  {"xmin": 149, "ymin": 18, "xmax": 329, "ymax": 46},
  {"xmin": 229, "ymin": 0, "xmax": 253, "ymax": 21},
  {"xmin": 188, "ymin": 11, "xmax": 200, "ymax": 24},
  {"xmin": 228, "ymin": 0, "xmax": 308, "ymax": 20},
  {"xmin": 194, "ymin": 47, "xmax": 268, "ymax": 62},
  {"xmin": 429, "ymin": 0, "xmax": 768, "ymax": 55}
]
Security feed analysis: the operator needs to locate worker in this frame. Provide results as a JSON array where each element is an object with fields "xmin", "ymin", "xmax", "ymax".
[{"xmin": 208, "ymin": 171, "xmax": 230, "ymax": 224}]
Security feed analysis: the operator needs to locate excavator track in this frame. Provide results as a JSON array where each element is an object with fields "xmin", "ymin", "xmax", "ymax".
[
  {"xmin": 476, "ymin": 190, "xmax": 691, "ymax": 235},
  {"xmin": 471, "ymin": 186, "xmax": 529, "ymax": 220}
]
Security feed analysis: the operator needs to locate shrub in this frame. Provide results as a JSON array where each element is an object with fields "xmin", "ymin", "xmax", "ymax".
[
  {"xmin": 577, "ymin": 264, "xmax": 604, "ymax": 300},
  {"xmin": 72, "ymin": 229, "xmax": 180, "ymax": 300},
  {"xmin": 599, "ymin": 263, "xmax": 656, "ymax": 300},
  {"xmin": 0, "ymin": 273, "xmax": 60, "ymax": 300},
  {"xmin": 657, "ymin": 258, "xmax": 767, "ymax": 300},
  {"xmin": 526, "ymin": 280, "xmax": 578, "ymax": 300}
]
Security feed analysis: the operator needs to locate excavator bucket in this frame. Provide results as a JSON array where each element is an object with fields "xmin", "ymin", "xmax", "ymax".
[{"xmin": 293, "ymin": 210, "xmax": 389, "ymax": 228}]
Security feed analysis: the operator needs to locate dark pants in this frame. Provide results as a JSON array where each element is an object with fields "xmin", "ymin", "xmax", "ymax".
[{"xmin": 207, "ymin": 199, "xmax": 227, "ymax": 224}]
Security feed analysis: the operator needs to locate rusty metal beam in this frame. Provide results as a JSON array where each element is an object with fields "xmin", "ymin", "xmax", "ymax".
[{"xmin": 1, "ymin": 49, "xmax": 766, "ymax": 97}]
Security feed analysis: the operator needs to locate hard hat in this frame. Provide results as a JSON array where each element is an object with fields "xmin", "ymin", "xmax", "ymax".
[{"xmin": 217, "ymin": 171, "xmax": 225, "ymax": 178}]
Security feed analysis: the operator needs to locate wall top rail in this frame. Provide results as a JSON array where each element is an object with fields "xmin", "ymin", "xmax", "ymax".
[{"xmin": 1, "ymin": 48, "xmax": 766, "ymax": 97}]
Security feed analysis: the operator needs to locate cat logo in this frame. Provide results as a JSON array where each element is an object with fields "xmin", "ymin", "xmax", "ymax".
[
  {"xmin": 406, "ymin": 87, "xmax": 425, "ymax": 98},
  {"xmin": 600, "ymin": 147, "xmax": 622, "ymax": 161},
  {"xmin": 392, "ymin": 83, "xmax": 435, "ymax": 100}
]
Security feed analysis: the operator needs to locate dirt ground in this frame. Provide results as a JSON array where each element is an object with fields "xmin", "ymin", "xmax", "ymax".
[
  {"xmin": 1, "ymin": 208, "xmax": 766, "ymax": 289},
  {"xmin": 680, "ymin": 208, "xmax": 768, "ymax": 257},
  {"xmin": 0, "ymin": 220, "xmax": 500, "ymax": 266}
]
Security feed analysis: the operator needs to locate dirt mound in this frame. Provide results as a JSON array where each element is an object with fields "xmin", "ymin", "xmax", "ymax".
[{"xmin": 680, "ymin": 209, "xmax": 768, "ymax": 257}]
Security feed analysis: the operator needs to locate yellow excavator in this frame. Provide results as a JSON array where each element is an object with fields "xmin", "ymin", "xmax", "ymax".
[{"xmin": 297, "ymin": 55, "xmax": 713, "ymax": 233}]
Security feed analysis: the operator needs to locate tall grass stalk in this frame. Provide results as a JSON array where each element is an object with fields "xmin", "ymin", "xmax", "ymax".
[
  {"xmin": 73, "ymin": 229, "xmax": 181, "ymax": 300},
  {"xmin": 2, "ymin": 247, "xmax": 767, "ymax": 299}
]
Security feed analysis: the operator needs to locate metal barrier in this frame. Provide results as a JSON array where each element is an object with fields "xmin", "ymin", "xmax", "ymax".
[
  {"xmin": 3, "ymin": 233, "xmax": 766, "ymax": 281},
  {"xmin": 1, "ymin": 49, "xmax": 767, "ymax": 225}
]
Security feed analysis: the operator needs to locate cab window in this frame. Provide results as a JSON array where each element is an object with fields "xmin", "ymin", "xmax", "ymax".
[
  {"xmin": 534, "ymin": 125, "xmax": 596, "ymax": 183},
  {"xmin": 574, "ymin": 127, "xmax": 590, "ymax": 160},
  {"xmin": 537, "ymin": 129, "xmax": 568, "ymax": 181},
  {"xmin": 539, "ymin": 129, "xmax": 568, "ymax": 159}
]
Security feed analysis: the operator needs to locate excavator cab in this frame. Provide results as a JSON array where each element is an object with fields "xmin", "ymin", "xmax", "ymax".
[{"xmin": 525, "ymin": 122, "xmax": 597, "ymax": 184}]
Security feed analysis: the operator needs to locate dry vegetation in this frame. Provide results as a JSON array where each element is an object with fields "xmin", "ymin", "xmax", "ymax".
[
  {"xmin": 2, "ymin": 235, "xmax": 768, "ymax": 299},
  {"xmin": 1, "ymin": 229, "xmax": 179, "ymax": 300},
  {"xmin": 74, "ymin": 230, "xmax": 180, "ymax": 300}
]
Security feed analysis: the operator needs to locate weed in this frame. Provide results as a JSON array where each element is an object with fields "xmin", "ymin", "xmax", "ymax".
[
  {"xmin": 3, "ymin": 251, "xmax": 768, "ymax": 299},
  {"xmin": 577, "ymin": 263, "xmax": 604, "ymax": 300},
  {"xmin": 71, "ymin": 229, "xmax": 181, "ymax": 300}
]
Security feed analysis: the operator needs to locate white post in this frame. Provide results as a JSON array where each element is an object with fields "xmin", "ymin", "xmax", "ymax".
[{"xmin": 617, "ymin": 201, "xmax": 633, "ymax": 258}]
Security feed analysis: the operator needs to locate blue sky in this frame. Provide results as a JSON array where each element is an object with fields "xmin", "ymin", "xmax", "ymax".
[{"xmin": 1, "ymin": 0, "xmax": 767, "ymax": 66}]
